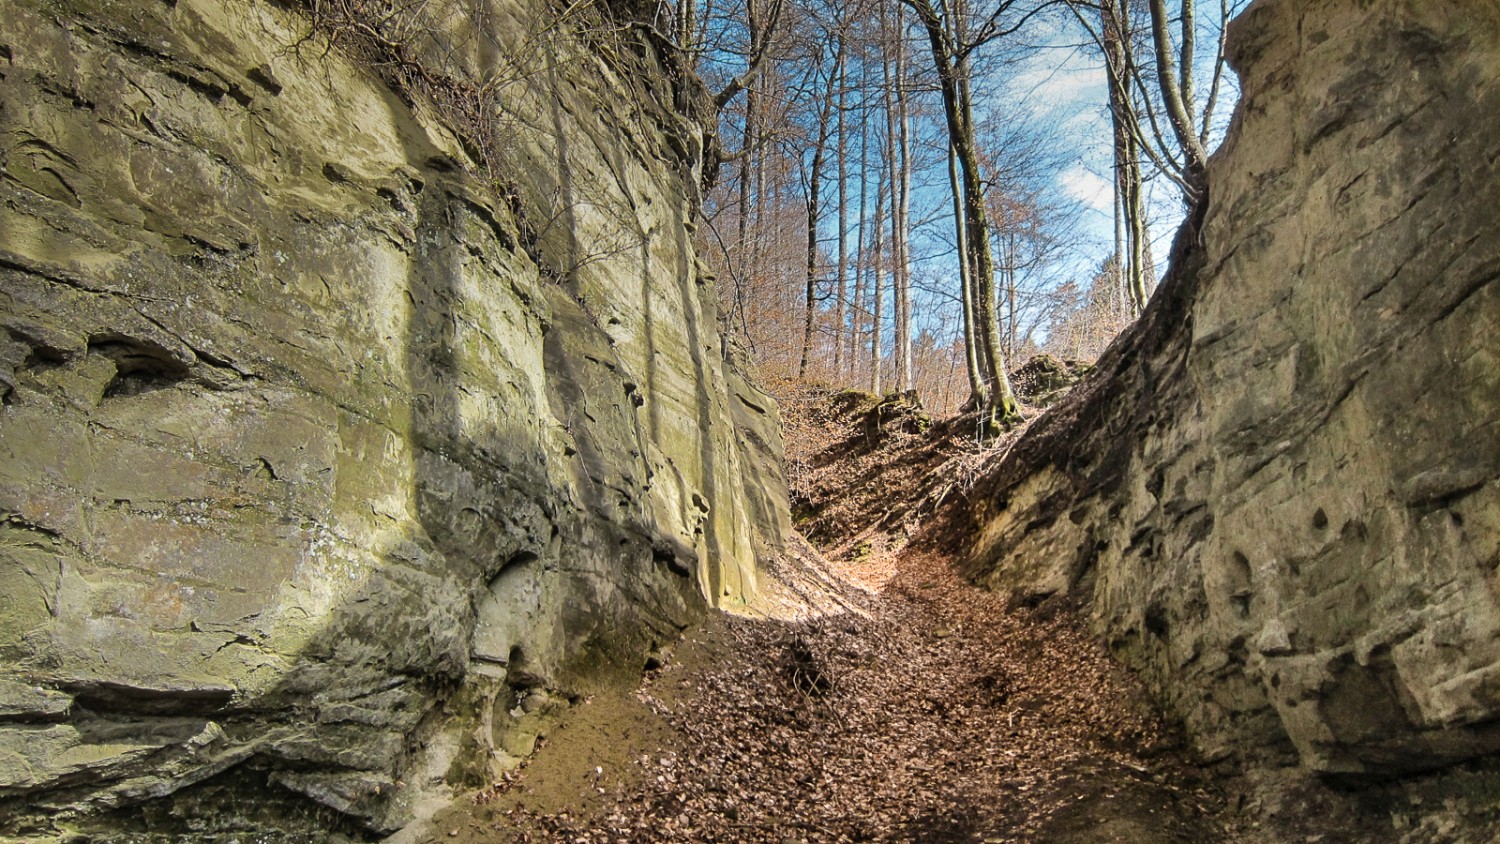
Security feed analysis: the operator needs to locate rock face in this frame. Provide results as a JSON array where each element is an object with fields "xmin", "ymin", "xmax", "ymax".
[
  {"xmin": 0, "ymin": 0, "xmax": 787, "ymax": 837},
  {"xmin": 964, "ymin": 0, "xmax": 1500, "ymax": 778}
]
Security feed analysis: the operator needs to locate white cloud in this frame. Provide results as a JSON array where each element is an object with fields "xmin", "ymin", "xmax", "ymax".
[
  {"xmin": 1009, "ymin": 47, "xmax": 1107, "ymax": 117},
  {"xmin": 1023, "ymin": 67, "xmax": 1106, "ymax": 110},
  {"xmin": 1060, "ymin": 165, "xmax": 1113, "ymax": 214}
]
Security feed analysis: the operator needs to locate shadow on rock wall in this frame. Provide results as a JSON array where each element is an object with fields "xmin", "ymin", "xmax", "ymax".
[
  {"xmin": 962, "ymin": 0, "xmax": 1500, "ymax": 785},
  {"xmin": 0, "ymin": 0, "xmax": 783, "ymax": 839}
]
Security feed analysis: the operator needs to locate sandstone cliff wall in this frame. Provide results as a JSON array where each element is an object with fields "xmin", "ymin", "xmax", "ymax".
[
  {"xmin": 965, "ymin": 0, "xmax": 1500, "ymax": 778},
  {"xmin": 0, "ymin": 0, "xmax": 787, "ymax": 837}
]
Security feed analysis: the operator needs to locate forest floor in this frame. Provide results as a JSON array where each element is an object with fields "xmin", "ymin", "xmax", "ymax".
[
  {"xmin": 420, "ymin": 380, "xmax": 1235, "ymax": 843},
  {"xmin": 417, "ymin": 380, "xmax": 1486, "ymax": 843}
]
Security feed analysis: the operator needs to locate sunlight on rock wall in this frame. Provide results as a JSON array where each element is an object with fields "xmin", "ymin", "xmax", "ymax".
[
  {"xmin": 964, "ymin": 0, "xmax": 1500, "ymax": 778},
  {"xmin": 0, "ymin": 0, "xmax": 787, "ymax": 837}
]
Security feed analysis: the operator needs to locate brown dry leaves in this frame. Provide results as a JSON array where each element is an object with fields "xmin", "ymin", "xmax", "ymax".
[{"xmin": 490, "ymin": 546, "xmax": 1223, "ymax": 843}]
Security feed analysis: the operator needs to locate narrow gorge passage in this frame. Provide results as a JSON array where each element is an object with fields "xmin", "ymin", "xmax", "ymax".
[
  {"xmin": 5, "ymin": 2, "xmax": 1497, "ymax": 841},
  {"xmin": 422, "ymin": 387, "xmax": 1226, "ymax": 843}
]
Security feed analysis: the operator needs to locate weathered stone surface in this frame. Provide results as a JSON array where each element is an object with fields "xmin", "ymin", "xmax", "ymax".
[
  {"xmin": 0, "ymin": 680, "xmax": 72, "ymax": 722},
  {"xmin": 0, "ymin": 0, "xmax": 786, "ymax": 837},
  {"xmin": 1012, "ymin": 354, "xmax": 1091, "ymax": 408},
  {"xmin": 964, "ymin": 0, "xmax": 1500, "ymax": 778}
]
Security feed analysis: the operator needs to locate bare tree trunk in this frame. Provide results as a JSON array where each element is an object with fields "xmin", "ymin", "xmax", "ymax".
[
  {"xmin": 735, "ymin": 97, "xmax": 756, "ymax": 332},
  {"xmin": 1070, "ymin": 0, "xmax": 1231, "ymax": 222},
  {"xmin": 713, "ymin": 0, "xmax": 784, "ymax": 111},
  {"xmin": 883, "ymin": 5, "xmax": 913, "ymax": 394},
  {"xmin": 849, "ymin": 53, "xmax": 872, "ymax": 385},
  {"xmin": 905, "ymin": 0, "xmax": 1020, "ymax": 430},
  {"xmin": 1003, "ymin": 230, "xmax": 1018, "ymax": 360},
  {"xmin": 1126, "ymin": 159, "xmax": 1148, "ymax": 310},
  {"xmin": 832, "ymin": 43, "xmax": 849, "ymax": 378},
  {"xmin": 1180, "ymin": 0, "xmax": 1195, "ymax": 111},
  {"xmin": 799, "ymin": 148, "xmax": 822, "ymax": 377},
  {"xmin": 676, "ymin": 0, "xmax": 696, "ymax": 52},
  {"xmin": 1103, "ymin": 0, "xmax": 1151, "ymax": 315},
  {"xmin": 948, "ymin": 141, "xmax": 986, "ymax": 408},
  {"xmin": 750, "ymin": 50, "xmax": 768, "ymax": 300},
  {"xmin": 943, "ymin": 0, "xmax": 987, "ymax": 408},
  {"xmin": 1199, "ymin": 0, "xmax": 1231, "ymax": 146},
  {"xmin": 1112, "ymin": 141, "xmax": 1127, "ymax": 311},
  {"xmin": 800, "ymin": 46, "xmax": 843, "ymax": 378},
  {"xmin": 734, "ymin": 0, "xmax": 762, "ymax": 333},
  {"xmin": 1146, "ymin": 0, "xmax": 1208, "ymax": 196},
  {"xmin": 896, "ymin": 14, "xmax": 913, "ymax": 393},
  {"xmin": 869, "ymin": 150, "xmax": 887, "ymax": 396}
]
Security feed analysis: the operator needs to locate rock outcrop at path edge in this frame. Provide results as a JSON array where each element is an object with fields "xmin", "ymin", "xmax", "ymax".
[{"xmin": 963, "ymin": 0, "xmax": 1500, "ymax": 779}]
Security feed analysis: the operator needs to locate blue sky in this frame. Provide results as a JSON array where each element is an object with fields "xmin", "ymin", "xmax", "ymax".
[
  {"xmin": 948, "ymin": 3, "xmax": 1242, "ymax": 342},
  {"xmin": 697, "ymin": 0, "xmax": 1243, "ymax": 358}
]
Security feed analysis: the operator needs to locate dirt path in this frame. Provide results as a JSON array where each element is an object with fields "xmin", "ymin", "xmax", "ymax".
[
  {"xmin": 424, "ymin": 539, "xmax": 1227, "ymax": 843},
  {"xmin": 420, "ymin": 385, "xmax": 1231, "ymax": 842},
  {"xmin": 414, "ymin": 383, "xmax": 1500, "ymax": 844}
]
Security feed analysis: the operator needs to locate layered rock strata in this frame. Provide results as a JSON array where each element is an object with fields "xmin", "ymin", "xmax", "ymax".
[
  {"xmin": 0, "ymin": 0, "xmax": 786, "ymax": 837},
  {"xmin": 965, "ymin": 0, "xmax": 1500, "ymax": 778}
]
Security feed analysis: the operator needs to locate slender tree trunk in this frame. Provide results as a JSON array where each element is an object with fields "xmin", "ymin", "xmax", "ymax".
[
  {"xmin": 895, "ymin": 11, "xmax": 913, "ymax": 393},
  {"xmin": 1141, "ymin": 228, "xmax": 1157, "ymax": 296},
  {"xmin": 944, "ymin": 0, "xmax": 986, "ymax": 406},
  {"xmin": 832, "ymin": 43, "xmax": 849, "ymax": 378},
  {"xmin": 1104, "ymin": 0, "xmax": 1127, "ymax": 311},
  {"xmin": 880, "ymin": 1, "xmax": 897, "ymax": 390},
  {"xmin": 677, "ymin": 0, "xmax": 695, "ymax": 51},
  {"xmin": 1112, "ymin": 143, "xmax": 1126, "ymax": 311},
  {"xmin": 800, "ymin": 144, "xmax": 823, "ymax": 377},
  {"xmin": 735, "ymin": 11, "xmax": 759, "ymax": 332},
  {"xmin": 750, "ymin": 57, "xmax": 768, "ymax": 304},
  {"xmin": 695, "ymin": 0, "xmax": 715, "ymax": 53},
  {"xmin": 800, "ymin": 47, "xmax": 843, "ymax": 378},
  {"xmin": 882, "ymin": 7, "xmax": 913, "ymax": 394},
  {"xmin": 1180, "ymin": 0, "xmax": 1195, "ymax": 112},
  {"xmin": 1004, "ymin": 231, "xmax": 1018, "ymax": 360},
  {"xmin": 734, "ymin": 128, "xmax": 754, "ymax": 329},
  {"xmin": 955, "ymin": 87, "xmax": 1017, "ymax": 427},
  {"xmin": 870, "ymin": 150, "xmax": 887, "ymax": 396},
  {"xmin": 948, "ymin": 142, "xmax": 985, "ymax": 408},
  {"xmin": 907, "ymin": 0, "xmax": 1018, "ymax": 430},
  {"xmin": 1104, "ymin": 0, "xmax": 1153, "ymax": 315},
  {"xmin": 1146, "ymin": 0, "xmax": 1208, "ymax": 196},
  {"xmin": 1199, "ymin": 0, "xmax": 1230, "ymax": 146},
  {"xmin": 850, "ymin": 55, "xmax": 872, "ymax": 384},
  {"xmin": 1125, "ymin": 154, "xmax": 1148, "ymax": 310}
]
